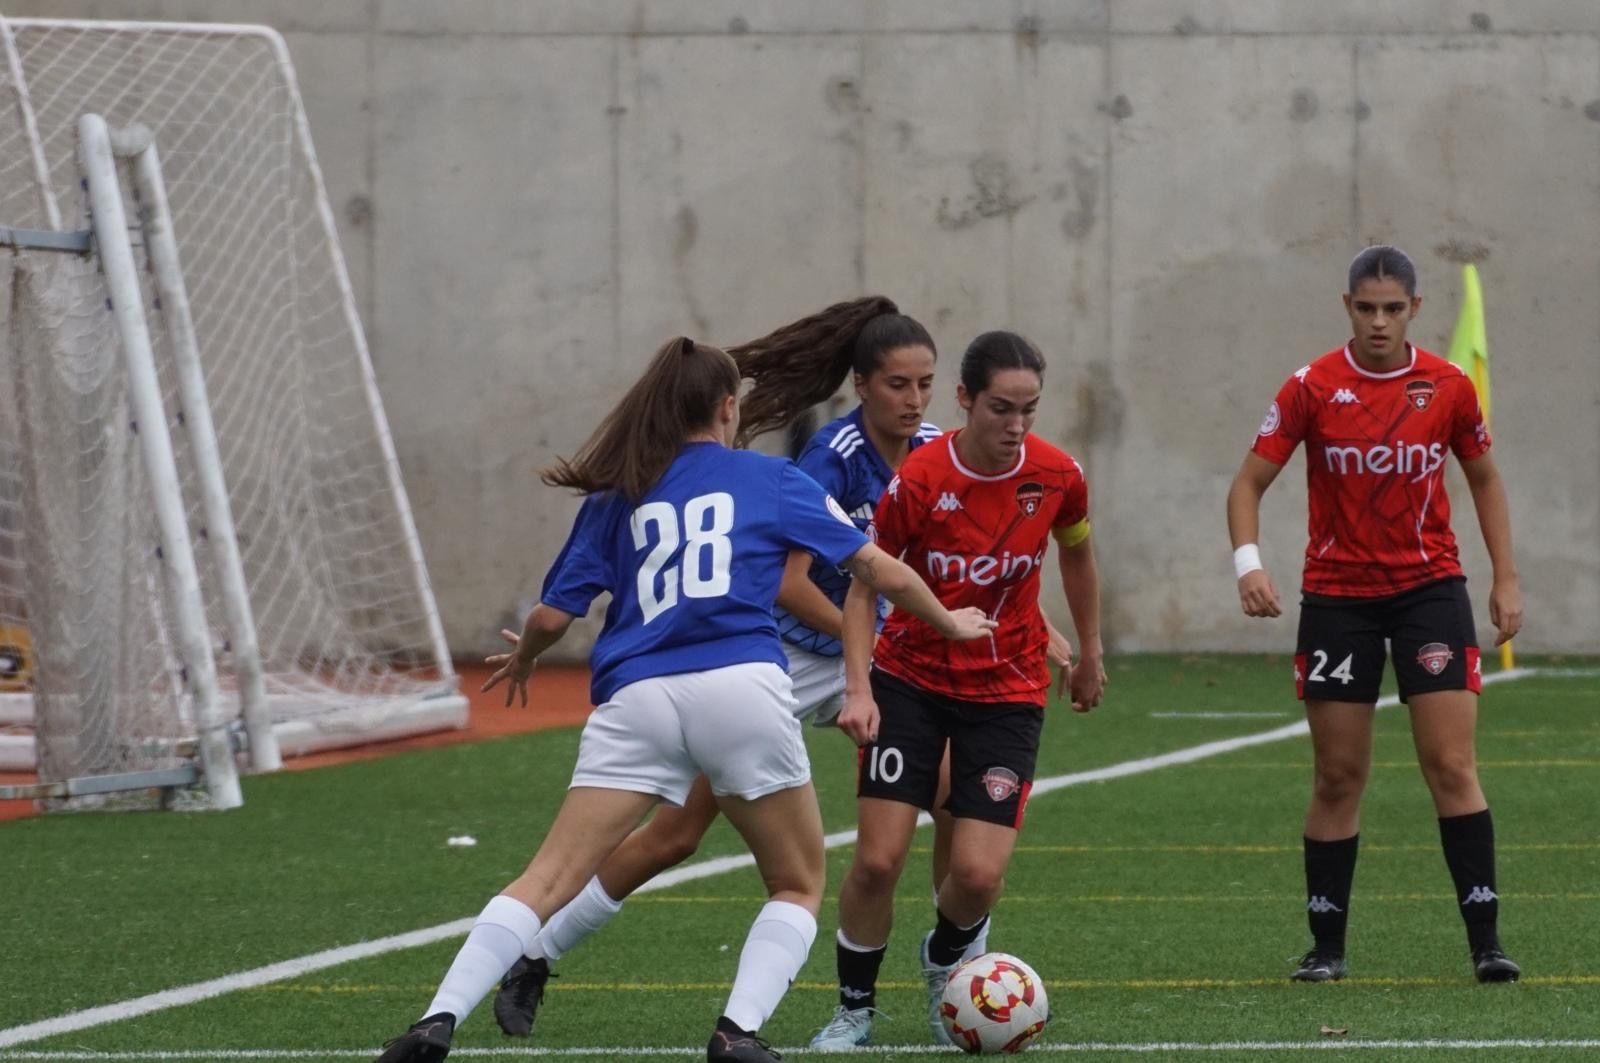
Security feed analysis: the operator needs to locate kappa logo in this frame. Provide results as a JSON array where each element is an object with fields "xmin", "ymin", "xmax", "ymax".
[
  {"xmin": 982, "ymin": 766, "xmax": 1021, "ymax": 801},
  {"xmin": 1330, "ymin": 388, "xmax": 1359, "ymax": 404},
  {"xmin": 1416, "ymin": 642, "xmax": 1454, "ymax": 676},
  {"xmin": 934, "ymin": 492, "xmax": 963, "ymax": 513},
  {"xmin": 1306, "ymin": 895, "xmax": 1344, "ymax": 914},
  {"xmin": 1406, "ymin": 379, "xmax": 1435, "ymax": 410},
  {"xmin": 1015, "ymin": 481, "xmax": 1045, "ymax": 518},
  {"xmin": 886, "ymin": 475, "xmax": 901, "ymax": 500},
  {"xmin": 1462, "ymin": 886, "xmax": 1499, "ymax": 905}
]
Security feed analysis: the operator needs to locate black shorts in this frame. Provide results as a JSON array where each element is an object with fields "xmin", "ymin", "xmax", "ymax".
[
  {"xmin": 1295, "ymin": 577, "xmax": 1482, "ymax": 705},
  {"xmin": 856, "ymin": 668, "xmax": 1043, "ymax": 828}
]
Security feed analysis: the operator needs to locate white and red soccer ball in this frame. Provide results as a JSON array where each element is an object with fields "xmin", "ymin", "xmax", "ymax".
[{"xmin": 938, "ymin": 951, "xmax": 1051, "ymax": 1054}]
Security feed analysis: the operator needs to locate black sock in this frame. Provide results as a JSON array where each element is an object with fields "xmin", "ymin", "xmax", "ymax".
[
  {"xmin": 836, "ymin": 934, "xmax": 887, "ymax": 1010},
  {"xmin": 1440, "ymin": 809, "xmax": 1500, "ymax": 952},
  {"xmin": 927, "ymin": 909, "xmax": 990, "ymax": 968},
  {"xmin": 1304, "ymin": 834, "xmax": 1359, "ymax": 954}
]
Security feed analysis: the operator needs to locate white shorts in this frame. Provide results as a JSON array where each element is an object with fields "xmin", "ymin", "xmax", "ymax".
[
  {"xmin": 783, "ymin": 644, "xmax": 846, "ymax": 727},
  {"xmin": 570, "ymin": 662, "xmax": 810, "ymax": 805}
]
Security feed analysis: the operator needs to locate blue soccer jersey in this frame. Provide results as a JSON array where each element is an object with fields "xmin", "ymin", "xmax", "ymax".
[
  {"xmin": 540, "ymin": 442, "xmax": 870, "ymax": 704},
  {"xmin": 774, "ymin": 408, "xmax": 939, "ymax": 656}
]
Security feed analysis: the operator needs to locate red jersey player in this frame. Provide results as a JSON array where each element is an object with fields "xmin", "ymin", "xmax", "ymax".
[
  {"xmin": 810, "ymin": 330, "xmax": 1105, "ymax": 1051},
  {"xmin": 1227, "ymin": 245, "xmax": 1524, "ymax": 986}
]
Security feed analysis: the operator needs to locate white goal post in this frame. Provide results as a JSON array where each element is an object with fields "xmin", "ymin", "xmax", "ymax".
[{"xmin": 0, "ymin": 18, "xmax": 467, "ymax": 808}]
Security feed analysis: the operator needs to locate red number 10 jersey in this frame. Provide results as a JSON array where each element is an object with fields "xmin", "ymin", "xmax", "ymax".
[{"xmin": 870, "ymin": 431, "xmax": 1089, "ymax": 706}]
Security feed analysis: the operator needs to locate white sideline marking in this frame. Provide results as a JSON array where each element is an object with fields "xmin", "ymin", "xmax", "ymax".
[
  {"xmin": 4, "ymin": 1037, "xmax": 1600, "ymax": 1058},
  {"xmin": 0, "ymin": 668, "xmax": 1537, "ymax": 1049},
  {"xmin": 1150, "ymin": 711, "xmax": 1287, "ymax": 718}
]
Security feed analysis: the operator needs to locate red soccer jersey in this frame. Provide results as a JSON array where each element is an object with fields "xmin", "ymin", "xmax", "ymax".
[
  {"xmin": 1250, "ymin": 344, "xmax": 1491, "ymax": 598},
  {"xmin": 870, "ymin": 431, "xmax": 1090, "ymax": 705}
]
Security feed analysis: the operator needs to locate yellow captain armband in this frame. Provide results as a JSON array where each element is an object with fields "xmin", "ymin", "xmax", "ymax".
[{"xmin": 1052, "ymin": 518, "xmax": 1091, "ymax": 548}]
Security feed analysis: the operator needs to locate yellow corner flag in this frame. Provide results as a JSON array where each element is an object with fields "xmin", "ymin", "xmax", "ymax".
[{"xmin": 1445, "ymin": 264, "xmax": 1512, "ymax": 670}]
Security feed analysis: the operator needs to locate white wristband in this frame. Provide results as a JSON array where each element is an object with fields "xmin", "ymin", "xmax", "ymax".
[{"xmin": 1233, "ymin": 544, "xmax": 1263, "ymax": 580}]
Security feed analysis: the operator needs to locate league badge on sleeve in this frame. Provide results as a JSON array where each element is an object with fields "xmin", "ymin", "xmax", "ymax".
[{"xmin": 1258, "ymin": 401, "xmax": 1281, "ymax": 436}]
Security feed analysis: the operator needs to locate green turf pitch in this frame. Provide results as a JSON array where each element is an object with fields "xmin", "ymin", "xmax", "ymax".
[{"xmin": 3, "ymin": 655, "xmax": 1598, "ymax": 1061}]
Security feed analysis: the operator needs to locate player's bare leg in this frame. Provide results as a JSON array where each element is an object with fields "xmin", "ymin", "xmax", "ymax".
[
  {"xmin": 920, "ymin": 818, "xmax": 1018, "ymax": 1044},
  {"xmin": 930, "ymin": 747, "xmax": 991, "ymax": 962},
  {"xmin": 376, "ymin": 787, "xmax": 657, "ymax": 1062},
  {"xmin": 496, "ymin": 777, "xmax": 723, "ymax": 1035},
  {"xmin": 1292, "ymin": 699, "xmax": 1374, "ymax": 983},
  {"xmin": 708, "ymin": 782, "xmax": 827, "ymax": 1057},
  {"xmin": 1409, "ymin": 690, "xmax": 1517, "ymax": 981},
  {"xmin": 813, "ymin": 797, "xmax": 920, "ymax": 1050}
]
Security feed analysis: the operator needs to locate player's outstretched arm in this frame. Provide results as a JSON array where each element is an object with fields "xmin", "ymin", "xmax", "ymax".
[
  {"xmin": 1057, "ymin": 536, "xmax": 1105, "ymax": 712},
  {"xmin": 1460, "ymin": 451, "xmax": 1523, "ymax": 645},
  {"xmin": 1227, "ymin": 452, "xmax": 1285, "ymax": 619},
  {"xmin": 842, "ymin": 543, "xmax": 995, "ymax": 641},
  {"xmin": 775, "ymin": 549, "xmax": 843, "ymax": 639},
  {"xmin": 482, "ymin": 603, "xmax": 577, "ymax": 707},
  {"xmin": 837, "ymin": 578, "xmax": 881, "ymax": 746}
]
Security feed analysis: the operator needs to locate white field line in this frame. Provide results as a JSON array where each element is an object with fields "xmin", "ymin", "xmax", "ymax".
[
  {"xmin": 4, "ymin": 1037, "xmax": 1600, "ymax": 1058},
  {"xmin": 0, "ymin": 668, "xmax": 1537, "ymax": 1050},
  {"xmin": 1150, "ymin": 711, "xmax": 1288, "ymax": 718}
]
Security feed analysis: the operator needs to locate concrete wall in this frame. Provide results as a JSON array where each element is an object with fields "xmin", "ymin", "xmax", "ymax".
[{"xmin": 12, "ymin": 1, "xmax": 1599, "ymax": 658}]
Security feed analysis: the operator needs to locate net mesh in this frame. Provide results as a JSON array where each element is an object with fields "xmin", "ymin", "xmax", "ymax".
[
  {"xmin": 0, "ymin": 20, "xmax": 457, "ymax": 782},
  {"xmin": 3, "ymin": 254, "xmax": 190, "ymax": 784}
]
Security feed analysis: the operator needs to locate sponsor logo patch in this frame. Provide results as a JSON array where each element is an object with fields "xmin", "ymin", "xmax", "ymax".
[
  {"xmin": 1015, "ymin": 481, "xmax": 1045, "ymax": 518},
  {"xmin": 1405, "ymin": 379, "xmax": 1435, "ymax": 410},
  {"xmin": 1416, "ymin": 642, "xmax": 1454, "ymax": 675},
  {"xmin": 982, "ymin": 766, "xmax": 1021, "ymax": 802}
]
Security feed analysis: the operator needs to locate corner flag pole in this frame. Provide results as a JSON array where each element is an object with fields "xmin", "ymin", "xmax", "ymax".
[{"xmin": 1446, "ymin": 264, "xmax": 1513, "ymax": 671}]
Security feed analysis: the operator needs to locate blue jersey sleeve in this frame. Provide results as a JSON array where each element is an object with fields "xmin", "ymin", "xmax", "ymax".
[
  {"xmin": 796, "ymin": 441, "xmax": 851, "ymax": 506},
  {"xmin": 539, "ymin": 495, "xmax": 615, "ymax": 617},
  {"xmin": 778, "ymin": 464, "xmax": 869, "ymax": 567}
]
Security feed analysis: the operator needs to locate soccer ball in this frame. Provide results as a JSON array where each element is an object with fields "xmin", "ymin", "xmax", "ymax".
[{"xmin": 938, "ymin": 951, "xmax": 1050, "ymax": 1054}]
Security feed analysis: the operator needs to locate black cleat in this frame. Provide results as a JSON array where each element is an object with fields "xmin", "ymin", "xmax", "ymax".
[
  {"xmin": 493, "ymin": 956, "xmax": 556, "ymax": 1036},
  {"xmin": 707, "ymin": 1015, "xmax": 783, "ymax": 1062},
  {"xmin": 1290, "ymin": 949, "xmax": 1348, "ymax": 982},
  {"xmin": 1474, "ymin": 946, "xmax": 1521, "ymax": 983},
  {"xmin": 374, "ymin": 1012, "xmax": 454, "ymax": 1063}
]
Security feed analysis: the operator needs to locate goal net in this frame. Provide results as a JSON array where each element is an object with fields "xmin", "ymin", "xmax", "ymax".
[{"xmin": 0, "ymin": 18, "xmax": 465, "ymax": 804}]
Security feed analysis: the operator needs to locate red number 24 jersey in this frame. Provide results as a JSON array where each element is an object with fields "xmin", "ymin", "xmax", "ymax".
[
  {"xmin": 870, "ymin": 431, "xmax": 1089, "ymax": 706},
  {"xmin": 1251, "ymin": 344, "xmax": 1491, "ymax": 599}
]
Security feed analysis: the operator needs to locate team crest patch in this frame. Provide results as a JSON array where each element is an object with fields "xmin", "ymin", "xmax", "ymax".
[
  {"xmin": 1015, "ymin": 482, "xmax": 1045, "ymax": 518},
  {"xmin": 1405, "ymin": 379, "xmax": 1435, "ymax": 411},
  {"xmin": 1416, "ymin": 642, "xmax": 1454, "ymax": 675},
  {"xmin": 982, "ymin": 766, "xmax": 1021, "ymax": 802}
]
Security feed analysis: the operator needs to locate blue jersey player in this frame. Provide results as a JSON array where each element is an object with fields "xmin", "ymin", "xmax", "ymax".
[{"xmin": 373, "ymin": 334, "xmax": 994, "ymax": 1063}]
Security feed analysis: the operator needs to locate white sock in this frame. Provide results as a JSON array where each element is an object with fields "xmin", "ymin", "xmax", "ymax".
[
  {"xmin": 723, "ymin": 901, "xmax": 817, "ymax": 1033},
  {"xmin": 534, "ymin": 875, "xmax": 624, "ymax": 961},
  {"xmin": 424, "ymin": 895, "xmax": 543, "ymax": 1024}
]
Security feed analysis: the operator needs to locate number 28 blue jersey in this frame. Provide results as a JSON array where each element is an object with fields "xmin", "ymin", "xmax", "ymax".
[{"xmin": 541, "ymin": 442, "xmax": 871, "ymax": 704}]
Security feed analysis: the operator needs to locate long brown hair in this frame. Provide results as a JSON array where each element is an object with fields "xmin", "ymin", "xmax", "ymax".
[
  {"xmin": 728, "ymin": 296, "xmax": 935, "ymax": 446},
  {"xmin": 543, "ymin": 336, "xmax": 740, "ymax": 501}
]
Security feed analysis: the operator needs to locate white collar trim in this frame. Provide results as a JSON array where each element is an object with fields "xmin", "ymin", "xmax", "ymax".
[
  {"xmin": 1343, "ymin": 343, "xmax": 1416, "ymax": 380},
  {"xmin": 947, "ymin": 433, "xmax": 1026, "ymax": 481}
]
